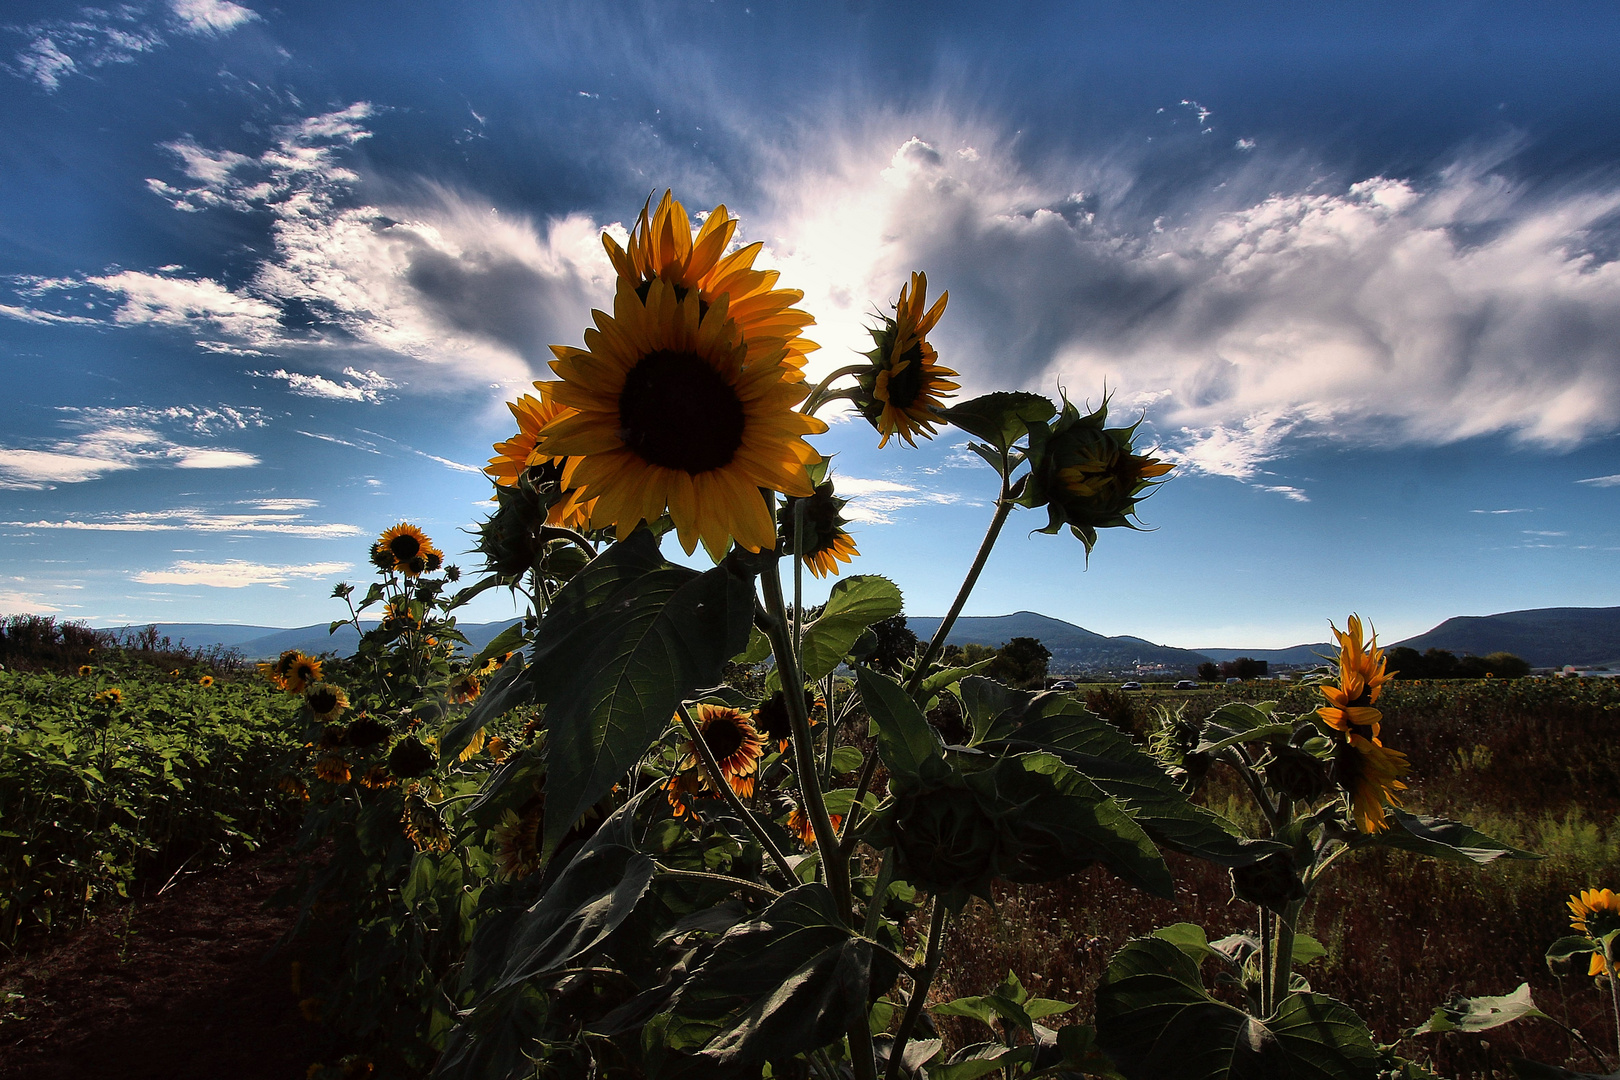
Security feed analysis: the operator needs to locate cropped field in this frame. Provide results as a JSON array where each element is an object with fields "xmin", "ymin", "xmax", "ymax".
[{"xmin": 941, "ymin": 676, "xmax": 1620, "ymax": 1080}]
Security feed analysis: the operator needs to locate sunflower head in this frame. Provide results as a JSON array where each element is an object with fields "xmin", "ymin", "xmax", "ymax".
[
  {"xmin": 778, "ymin": 467, "xmax": 860, "ymax": 579},
  {"xmin": 1317, "ymin": 615, "xmax": 1394, "ymax": 739},
  {"xmin": 198, "ymin": 674, "xmax": 215, "ymax": 688},
  {"xmin": 496, "ymin": 798, "xmax": 544, "ymax": 878},
  {"xmin": 855, "ymin": 273, "xmax": 958, "ymax": 448},
  {"xmin": 486, "ymin": 735, "xmax": 511, "ymax": 763},
  {"xmin": 94, "ymin": 687, "xmax": 123, "ymax": 707},
  {"xmin": 1331, "ymin": 732, "xmax": 1410, "ymax": 833},
  {"xmin": 273, "ymin": 649, "xmax": 300, "ymax": 680},
  {"xmin": 541, "ymin": 277, "xmax": 826, "ymax": 559},
  {"xmin": 305, "ymin": 682, "xmax": 349, "ymax": 723},
  {"xmin": 284, "ymin": 653, "xmax": 323, "ymax": 695},
  {"xmin": 344, "ymin": 715, "xmax": 391, "ymax": 749},
  {"xmin": 449, "ymin": 673, "xmax": 481, "ymax": 705},
  {"xmin": 378, "ymin": 523, "xmax": 437, "ymax": 576},
  {"xmin": 603, "ymin": 191, "xmax": 818, "ymax": 381},
  {"xmin": 678, "ymin": 704, "xmax": 765, "ymax": 798},
  {"xmin": 312, "ymin": 753, "xmax": 352, "ymax": 785},
  {"xmin": 401, "ymin": 790, "xmax": 451, "ymax": 852},
  {"xmin": 785, "ymin": 805, "xmax": 843, "ymax": 848},
  {"xmin": 1022, "ymin": 393, "xmax": 1173, "ymax": 554},
  {"xmin": 78, "ymin": 664, "xmax": 93, "ymax": 677},
  {"xmin": 387, "ymin": 736, "xmax": 437, "ymax": 779},
  {"xmin": 369, "ymin": 541, "xmax": 395, "ymax": 572},
  {"xmin": 752, "ymin": 688, "xmax": 815, "ymax": 753},
  {"xmin": 1570, "ymin": 889, "xmax": 1620, "ymax": 943}
]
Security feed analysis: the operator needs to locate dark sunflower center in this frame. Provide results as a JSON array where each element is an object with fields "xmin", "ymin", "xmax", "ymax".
[
  {"xmin": 884, "ymin": 343, "xmax": 929, "ymax": 409},
  {"xmin": 701, "ymin": 714, "xmax": 747, "ymax": 761},
  {"xmin": 619, "ymin": 349, "xmax": 745, "ymax": 474},
  {"xmin": 389, "ymin": 534, "xmax": 422, "ymax": 560},
  {"xmin": 309, "ymin": 688, "xmax": 338, "ymax": 713}
]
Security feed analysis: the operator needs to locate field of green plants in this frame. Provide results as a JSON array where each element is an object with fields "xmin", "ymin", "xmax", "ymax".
[
  {"xmin": 0, "ymin": 645, "xmax": 305, "ymax": 945},
  {"xmin": 8, "ymin": 191, "xmax": 1620, "ymax": 1080}
]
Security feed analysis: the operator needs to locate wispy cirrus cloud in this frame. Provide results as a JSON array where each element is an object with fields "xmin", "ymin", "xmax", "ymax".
[
  {"xmin": 0, "ymin": 404, "xmax": 265, "ymax": 489},
  {"xmin": 6, "ymin": 506, "xmax": 360, "ymax": 538},
  {"xmin": 251, "ymin": 367, "xmax": 397, "ymax": 402},
  {"xmin": 7, "ymin": 1, "xmax": 257, "ymax": 92},
  {"xmin": 834, "ymin": 475, "xmax": 969, "ymax": 525},
  {"xmin": 1577, "ymin": 474, "xmax": 1620, "ymax": 488},
  {"xmin": 132, "ymin": 558, "xmax": 348, "ymax": 588}
]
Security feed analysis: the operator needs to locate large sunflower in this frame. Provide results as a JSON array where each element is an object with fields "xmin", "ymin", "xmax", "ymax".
[
  {"xmin": 856, "ymin": 272, "xmax": 959, "ymax": 448},
  {"xmin": 676, "ymin": 704, "xmax": 765, "ymax": 798},
  {"xmin": 378, "ymin": 523, "xmax": 440, "ymax": 576},
  {"xmin": 540, "ymin": 279, "xmax": 826, "ymax": 559},
  {"xmin": 484, "ymin": 387, "xmax": 596, "ymax": 531},
  {"xmin": 604, "ymin": 191, "xmax": 818, "ymax": 380}
]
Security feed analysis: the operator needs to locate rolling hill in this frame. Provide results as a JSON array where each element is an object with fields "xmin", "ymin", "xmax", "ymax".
[
  {"xmin": 1392, "ymin": 606, "xmax": 1620, "ymax": 668},
  {"xmin": 905, "ymin": 611, "xmax": 1212, "ymax": 674}
]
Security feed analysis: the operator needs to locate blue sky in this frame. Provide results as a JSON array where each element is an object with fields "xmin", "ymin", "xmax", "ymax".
[{"xmin": 3, "ymin": 0, "xmax": 1619, "ymax": 648}]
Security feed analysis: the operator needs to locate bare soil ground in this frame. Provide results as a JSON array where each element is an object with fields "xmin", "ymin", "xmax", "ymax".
[{"xmin": 0, "ymin": 843, "xmax": 335, "ymax": 1080}]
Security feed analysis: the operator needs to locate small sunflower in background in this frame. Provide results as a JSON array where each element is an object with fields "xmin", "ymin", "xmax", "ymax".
[
  {"xmin": 378, "ymin": 523, "xmax": 440, "ymax": 576},
  {"xmin": 778, "ymin": 468, "xmax": 859, "ymax": 578},
  {"xmin": 78, "ymin": 664, "xmax": 93, "ymax": 677},
  {"xmin": 260, "ymin": 649, "xmax": 301, "ymax": 689},
  {"xmin": 1569, "ymin": 889, "xmax": 1620, "ymax": 977},
  {"xmin": 313, "ymin": 753, "xmax": 352, "ymax": 785},
  {"xmin": 169, "ymin": 668, "xmax": 180, "ymax": 678},
  {"xmin": 198, "ymin": 674, "xmax": 214, "ymax": 688},
  {"xmin": 675, "ymin": 705, "xmax": 765, "ymax": 798},
  {"xmin": 486, "ymin": 736, "xmax": 511, "ymax": 763},
  {"xmin": 785, "ymin": 805, "xmax": 842, "ymax": 848},
  {"xmin": 540, "ymin": 276, "xmax": 826, "ymax": 560},
  {"xmin": 368, "ymin": 541, "xmax": 395, "ymax": 572},
  {"xmin": 604, "ymin": 190, "xmax": 819, "ymax": 381},
  {"xmin": 449, "ymin": 673, "xmax": 481, "ymax": 705},
  {"xmin": 855, "ymin": 272, "xmax": 958, "ymax": 448},
  {"xmin": 284, "ymin": 653, "xmax": 323, "ymax": 695},
  {"xmin": 305, "ymin": 682, "xmax": 349, "ymax": 723},
  {"xmin": 1317, "ymin": 616, "xmax": 1410, "ymax": 834},
  {"xmin": 751, "ymin": 688, "xmax": 815, "ymax": 754},
  {"xmin": 94, "ymin": 687, "xmax": 123, "ymax": 707},
  {"xmin": 383, "ymin": 600, "xmax": 416, "ymax": 629}
]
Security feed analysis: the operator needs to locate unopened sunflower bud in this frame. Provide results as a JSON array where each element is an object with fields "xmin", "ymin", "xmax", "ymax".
[
  {"xmin": 1264, "ymin": 744, "xmax": 1330, "ymax": 804},
  {"xmin": 1021, "ymin": 395, "xmax": 1173, "ymax": 553},
  {"xmin": 1230, "ymin": 851, "xmax": 1306, "ymax": 914}
]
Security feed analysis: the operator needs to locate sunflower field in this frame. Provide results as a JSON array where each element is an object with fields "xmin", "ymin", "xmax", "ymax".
[
  {"xmin": 257, "ymin": 191, "xmax": 1619, "ymax": 1080},
  {"xmin": 0, "ymin": 665, "xmax": 304, "ymax": 945}
]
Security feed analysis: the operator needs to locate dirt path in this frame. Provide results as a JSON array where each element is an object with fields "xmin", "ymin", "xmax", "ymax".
[{"xmin": 0, "ymin": 844, "xmax": 331, "ymax": 1080}]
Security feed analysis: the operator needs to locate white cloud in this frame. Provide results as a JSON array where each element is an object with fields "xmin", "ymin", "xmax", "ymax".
[
  {"xmin": 0, "ymin": 589, "xmax": 64, "ymax": 615},
  {"xmin": 8, "ymin": 3, "xmax": 254, "ymax": 91},
  {"xmin": 8, "ymin": 507, "xmax": 361, "ymax": 538},
  {"xmin": 252, "ymin": 366, "xmax": 397, "ymax": 402},
  {"xmin": 834, "ymin": 475, "xmax": 966, "ymax": 525},
  {"xmin": 167, "ymin": 0, "xmax": 258, "ymax": 35},
  {"xmin": 755, "ymin": 123, "xmax": 1620, "ymax": 472},
  {"xmin": 1578, "ymin": 474, "xmax": 1620, "ymax": 487},
  {"xmin": 0, "ymin": 405, "xmax": 263, "ymax": 488},
  {"xmin": 132, "ymin": 558, "xmax": 347, "ymax": 589},
  {"xmin": 1254, "ymin": 484, "xmax": 1310, "ymax": 502},
  {"xmin": 1471, "ymin": 508, "xmax": 1532, "ymax": 514}
]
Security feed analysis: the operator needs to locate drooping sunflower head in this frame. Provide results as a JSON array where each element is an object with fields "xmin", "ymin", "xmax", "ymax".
[
  {"xmin": 312, "ymin": 752, "xmax": 352, "ymax": 785},
  {"xmin": 198, "ymin": 674, "xmax": 214, "ymax": 688},
  {"xmin": 344, "ymin": 714, "xmax": 391, "ymax": 749},
  {"xmin": 856, "ymin": 272, "xmax": 958, "ymax": 448},
  {"xmin": 679, "ymin": 704, "xmax": 765, "ymax": 798},
  {"xmin": 1331, "ymin": 732, "xmax": 1410, "ymax": 833},
  {"xmin": 284, "ymin": 653, "xmax": 323, "ymax": 695},
  {"xmin": 305, "ymin": 682, "xmax": 349, "ymax": 723},
  {"xmin": 1024, "ymin": 394, "xmax": 1173, "ymax": 554},
  {"xmin": 401, "ymin": 790, "xmax": 451, "ymax": 853},
  {"xmin": 603, "ymin": 191, "xmax": 818, "ymax": 381},
  {"xmin": 778, "ymin": 468, "xmax": 860, "ymax": 579},
  {"xmin": 369, "ymin": 541, "xmax": 395, "ymax": 572},
  {"xmin": 540, "ymin": 278, "xmax": 826, "ymax": 559},
  {"xmin": 785, "ymin": 805, "xmax": 843, "ymax": 849},
  {"xmin": 752, "ymin": 689, "xmax": 817, "ymax": 754}
]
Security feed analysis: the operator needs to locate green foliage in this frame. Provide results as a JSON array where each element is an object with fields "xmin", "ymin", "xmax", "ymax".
[{"xmin": 0, "ymin": 668, "xmax": 302, "ymax": 943}]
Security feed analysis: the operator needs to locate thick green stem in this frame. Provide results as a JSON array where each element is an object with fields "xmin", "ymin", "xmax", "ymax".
[
  {"xmin": 759, "ymin": 539, "xmax": 850, "ymax": 912},
  {"xmin": 1270, "ymin": 899, "xmax": 1302, "ymax": 1013},
  {"xmin": 676, "ymin": 703, "xmax": 797, "ymax": 885},
  {"xmin": 863, "ymin": 848, "xmax": 897, "ymax": 938},
  {"xmin": 1259, "ymin": 907, "xmax": 1274, "ymax": 1016},
  {"xmin": 887, "ymin": 900, "xmax": 949, "ymax": 1080},
  {"xmin": 802, "ymin": 364, "xmax": 869, "ymax": 416}
]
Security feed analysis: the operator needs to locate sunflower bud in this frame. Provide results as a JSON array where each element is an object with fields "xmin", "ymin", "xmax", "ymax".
[
  {"xmin": 1021, "ymin": 395, "xmax": 1172, "ymax": 553},
  {"xmin": 883, "ymin": 777, "xmax": 1001, "ymax": 907},
  {"xmin": 387, "ymin": 736, "xmax": 436, "ymax": 779},
  {"xmin": 344, "ymin": 715, "xmax": 391, "ymax": 748},
  {"xmin": 1263, "ymin": 744, "xmax": 1330, "ymax": 804},
  {"xmin": 854, "ymin": 272, "xmax": 958, "ymax": 448},
  {"xmin": 1230, "ymin": 851, "xmax": 1306, "ymax": 914}
]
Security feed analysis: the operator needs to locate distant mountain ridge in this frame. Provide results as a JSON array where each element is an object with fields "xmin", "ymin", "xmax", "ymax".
[
  {"xmin": 1392, "ymin": 606, "xmax": 1620, "ymax": 668},
  {"xmin": 109, "ymin": 604, "xmax": 1620, "ymax": 672}
]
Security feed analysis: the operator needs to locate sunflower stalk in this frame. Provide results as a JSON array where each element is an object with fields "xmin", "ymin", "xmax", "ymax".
[
  {"xmin": 801, "ymin": 364, "xmax": 870, "ymax": 416},
  {"xmin": 886, "ymin": 899, "xmax": 949, "ymax": 1080},
  {"xmin": 675, "ymin": 702, "xmax": 797, "ymax": 886}
]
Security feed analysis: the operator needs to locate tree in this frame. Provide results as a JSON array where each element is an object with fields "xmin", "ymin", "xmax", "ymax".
[
  {"xmin": 865, "ymin": 613, "xmax": 919, "ymax": 674},
  {"xmin": 1196, "ymin": 661, "xmax": 1221, "ymax": 682},
  {"xmin": 989, "ymin": 636, "xmax": 1052, "ymax": 689},
  {"xmin": 1220, "ymin": 657, "xmax": 1268, "ymax": 681}
]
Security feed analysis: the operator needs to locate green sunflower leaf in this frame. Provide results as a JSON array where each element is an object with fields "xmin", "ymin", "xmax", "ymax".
[
  {"xmin": 660, "ymin": 883, "xmax": 900, "ymax": 1069},
  {"xmin": 942, "ymin": 392, "xmax": 1058, "ymax": 455},
  {"xmin": 439, "ymin": 651, "xmax": 531, "ymax": 765},
  {"xmin": 1095, "ymin": 936, "xmax": 1381, "ymax": 1080},
  {"xmin": 1360, "ymin": 807, "xmax": 1542, "ymax": 865},
  {"xmin": 799, "ymin": 575, "xmax": 903, "ymax": 682},
  {"xmin": 1195, "ymin": 702, "xmax": 1293, "ymax": 755},
  {"xmin": 855, "ymin": 666, "xmax": 943, "ymax": 778},
  {"xmin": 529, "ymin": 531, "xmax": 755, "ymax": 855},
  {"xmin": 1407, "ymin": 982, "xmax": 1549, "ymax": 1036}
]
